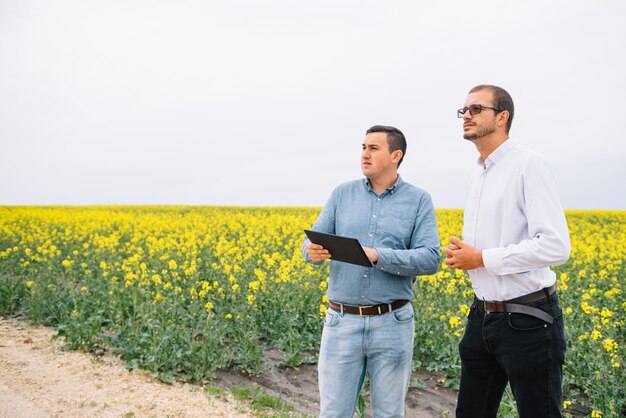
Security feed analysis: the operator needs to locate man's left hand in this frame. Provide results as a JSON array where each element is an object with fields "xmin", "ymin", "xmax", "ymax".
[
  {"xmin": 443, "ymin": 236, "xmax": 484, "ymax": 270},
  {"xmin": 363, "ymin": 247, "xmax": 379, "ymax": 263}
]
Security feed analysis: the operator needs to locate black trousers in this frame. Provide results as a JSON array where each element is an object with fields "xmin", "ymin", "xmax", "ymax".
[{"xmin": 456, "ymin": 291, "xmax": 566, "ymax": 418}]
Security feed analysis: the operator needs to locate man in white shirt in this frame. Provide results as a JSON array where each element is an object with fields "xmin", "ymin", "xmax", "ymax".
[{"xmin": 444, "ymin": 85, "xmax": 571, "ymax": 418}]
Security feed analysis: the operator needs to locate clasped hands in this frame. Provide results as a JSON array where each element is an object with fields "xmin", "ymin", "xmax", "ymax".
[{"xmin": 443, "ymin": 236, "xmax": 484, "ymax": 270}]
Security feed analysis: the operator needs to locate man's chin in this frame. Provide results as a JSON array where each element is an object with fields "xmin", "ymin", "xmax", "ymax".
[{"xmin": 463, "ymin": 134, "xmax": 478, "ymax": 141}]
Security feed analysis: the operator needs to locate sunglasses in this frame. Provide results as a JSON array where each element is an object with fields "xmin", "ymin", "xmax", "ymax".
[{"xmin": 457, "ymin": 104, "xmax": 504, "ymax": 118}]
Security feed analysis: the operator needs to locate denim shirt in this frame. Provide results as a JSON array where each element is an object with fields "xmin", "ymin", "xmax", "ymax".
[{"xmin": 302, "ymin": 175, "xmax": 440, "ymax": 305}]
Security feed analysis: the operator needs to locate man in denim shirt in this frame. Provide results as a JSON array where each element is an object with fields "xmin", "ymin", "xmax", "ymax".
[{"xmin": 302, "ymin": 125, "xmax": 440, "ymax": 418}]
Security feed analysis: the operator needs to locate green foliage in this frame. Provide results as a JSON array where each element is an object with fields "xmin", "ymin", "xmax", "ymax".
[
  {"xmin": 1, "ymin": 207, "xmax": 625, "ymax": 416},
  {"xmin": 231, "ymin": 384, "xmax": 296, "ymax": 416},
  {"xmin": 0, "ymin": 274, "xmax": 28, "ymax": 316}
]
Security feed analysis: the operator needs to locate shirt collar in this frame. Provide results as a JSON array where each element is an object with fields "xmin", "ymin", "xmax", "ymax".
[
  {"xmin": 364, "ymin": 174, "xmax": 403, "ymax": 195},
  {"xmin": 476, "ymin": 139, "xmax": 515, "ymax": 167}
]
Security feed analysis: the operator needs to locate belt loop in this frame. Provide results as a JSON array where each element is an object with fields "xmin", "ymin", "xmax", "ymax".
[
  {"xmin": 388, "ymin": 303, "xmax": 392, "ymax": 313},
  {"xmin": 543, "ymin": 287, "xmax": 550, "ymax": 298},
  {"xmin": 339, "ymin": 302, "xmax": 344, "ymax": 316}
]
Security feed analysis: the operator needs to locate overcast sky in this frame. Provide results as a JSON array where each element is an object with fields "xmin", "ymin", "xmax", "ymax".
[{"xmin": 1, "ymin": 0, "xmax": 625, "ymax": 209}]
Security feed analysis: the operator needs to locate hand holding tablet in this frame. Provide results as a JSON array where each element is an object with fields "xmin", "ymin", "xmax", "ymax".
[{"xmin": 304, "ymin": 230, "xmax": 373, "ymax": 267}]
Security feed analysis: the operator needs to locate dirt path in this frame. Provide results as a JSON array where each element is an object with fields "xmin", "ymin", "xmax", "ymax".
[
  {"xmin": 0, "ymin": 318, "xmax": 253, "ymax": 418},
  {"xmin": 1, "ymin": 317, "xmax": 457, "ymax": 417}
]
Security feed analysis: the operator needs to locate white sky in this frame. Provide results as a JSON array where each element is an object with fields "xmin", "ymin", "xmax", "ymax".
[{"xmin": 1, "ymin": 0, "xmax": 625, "ymax": 209}]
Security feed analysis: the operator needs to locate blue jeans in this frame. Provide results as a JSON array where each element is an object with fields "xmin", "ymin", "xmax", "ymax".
[
  {"xmin": 456, "ymin": 291, "xmax": 566, "ymax": 418},
  {"xmin": 318, "ymin": 303, "xmax": 415, "ymax": 418}
]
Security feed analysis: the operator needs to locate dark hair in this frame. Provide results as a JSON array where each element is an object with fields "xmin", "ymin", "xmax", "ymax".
[
  {"xmin": 469, "ymin": 85, "xmax": 515, "ymax": 133},
  {"xmin": 365, "ymin": 125, "xmax": 407, "ymax": 167}
]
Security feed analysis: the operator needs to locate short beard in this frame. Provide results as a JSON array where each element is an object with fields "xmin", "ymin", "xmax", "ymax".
[{"xmin": 463, "ymin": 122, "xmax": 496, "ymax": 141}]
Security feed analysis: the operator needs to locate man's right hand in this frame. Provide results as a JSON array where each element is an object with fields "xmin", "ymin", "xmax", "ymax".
[{"xmin": 306, "ymin": 243, "xmax": 332, "ymax": 262}]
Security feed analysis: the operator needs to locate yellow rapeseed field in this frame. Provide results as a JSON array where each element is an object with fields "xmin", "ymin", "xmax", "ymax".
[{"xmin": 0, "ymin": 206, "xmax": 624, "ymax": 416}]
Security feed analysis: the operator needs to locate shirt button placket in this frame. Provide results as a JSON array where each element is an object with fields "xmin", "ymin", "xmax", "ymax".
[{"xmin": 367, "ymin": 195, "xmax": 381, "ymax": 248}]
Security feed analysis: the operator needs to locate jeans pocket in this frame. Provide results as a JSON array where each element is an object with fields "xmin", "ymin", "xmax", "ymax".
[
  {"xmin": 324, "ymin": 308, "xmax": 340, "ymax": 327},
  {"xmin": 392, "ymin": 304, "xmax": 414, "ymax": 324},
  {"xmin": 508, "ymin": 312, "xmax": 550, "ymax": 330}
]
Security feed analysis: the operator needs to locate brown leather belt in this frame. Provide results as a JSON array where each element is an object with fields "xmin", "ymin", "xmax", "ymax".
[
  {"xmin": 479, "ymin": 285, "xmax": 556, "ymax": 324},
  {"xmin": 328, "ymin": 300, "xmax": 409, "ymax": 316}
]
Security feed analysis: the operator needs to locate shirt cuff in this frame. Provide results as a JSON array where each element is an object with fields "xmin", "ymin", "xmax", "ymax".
[
  {"xmin": 372, "ymin": 248, "xmax": 400, "ymax": 274},
  {"xmin": 482, "ymin": 247, "xmax": 505, "ymax": 275}
]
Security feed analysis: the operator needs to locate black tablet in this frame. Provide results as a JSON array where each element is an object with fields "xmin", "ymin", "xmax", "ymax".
[{"xmin": 304, "ymin": 229, "xmax": 373, "ymax": 267}]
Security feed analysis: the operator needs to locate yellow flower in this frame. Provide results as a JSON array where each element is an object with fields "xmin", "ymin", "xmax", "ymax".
[
  {"xmin": 460, "ymin": 304, "xmax": 470, "ymax": 316},
  {"xmin": 205, "ymin": 301, "xmax": 214, "ymax": 311},
  {"xmin": 603, "ymin": 338, "xmax": 618, "ymax": 352},
  {"xmin": 563, "ymin": 400, "xmax": 572, "ymax": 410},
  {"xmin": 591, "ymin": 410, "xmax": 602, "ymax": 418},
  {"xmin": 591, "ymin": 330, "xmax": 602, "ymax": 341},
  {"xmin": 564, "ymin": 307, "xmax": 573, "ymax": 315},
  {"xmin": 449, "ymin": 316, "xmax": 462, "ymax": 328},
  {"xmin": 81, "ymin": 286, "xmax": 87, "ymax": 292},
  {"xmin": 26, "ymin": 281, "xmax": 33, "ymax": 287},
  {"xmin": 247, "ymin": 294, "xmax": 255, "ymax": 305},
  {"xmin": 600, "ymin": 307, "xmax": 613, "ymax": 319},
  {"xmin": 225, "ymin": 313, "xmax": 233, "ymax": 319},
  {"xmin": 320, "ymin": 304, "xmax": 327, "ymax": 315}
]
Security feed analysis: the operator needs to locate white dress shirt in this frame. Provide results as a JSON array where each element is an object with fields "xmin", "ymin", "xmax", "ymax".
[{"xmin": 462, "ymin": 139, "xmax": 571, "ymax": 301}]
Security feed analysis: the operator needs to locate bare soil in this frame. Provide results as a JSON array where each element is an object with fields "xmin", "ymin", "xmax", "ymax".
[{"xmin": 1, "ymin": 317, "xmax": 457, "ymax": 417}]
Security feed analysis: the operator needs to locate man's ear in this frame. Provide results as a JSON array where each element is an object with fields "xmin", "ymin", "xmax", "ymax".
[
  {"xmin": 392, "ymin": 150, "xmax": 403, "ymax": 164},
  {"xmin": 497, "ymin": 110, "xmax": 510, "ymax": 129}
]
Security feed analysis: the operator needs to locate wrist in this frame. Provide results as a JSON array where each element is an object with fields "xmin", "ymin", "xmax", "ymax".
[{"xmin": 476, "ymin": 250, "xmax": 484, "ymax": 268}]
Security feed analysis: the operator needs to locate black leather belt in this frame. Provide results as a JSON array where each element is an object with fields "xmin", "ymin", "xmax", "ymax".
[
  {"xmin": 328, "ymin": 300, "xmax": 409, "ymax": 316},
  {"xmin": 478, "ymin": 285, "xmax": 556, "ymax": 324}
]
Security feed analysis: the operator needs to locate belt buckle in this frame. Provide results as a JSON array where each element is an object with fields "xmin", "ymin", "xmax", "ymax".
[
  {"xmin": 484, "ymin": 300, "xmax": 505, "ymax": 314},
  {"xmin": 358, "ymin": 305, "xmax": 373, "ymax": 316}
]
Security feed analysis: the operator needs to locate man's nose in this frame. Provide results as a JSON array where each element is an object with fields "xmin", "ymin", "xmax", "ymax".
[{"xmin": 463, "ymin": 110, "xmax": 472, "ymax": 121}]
